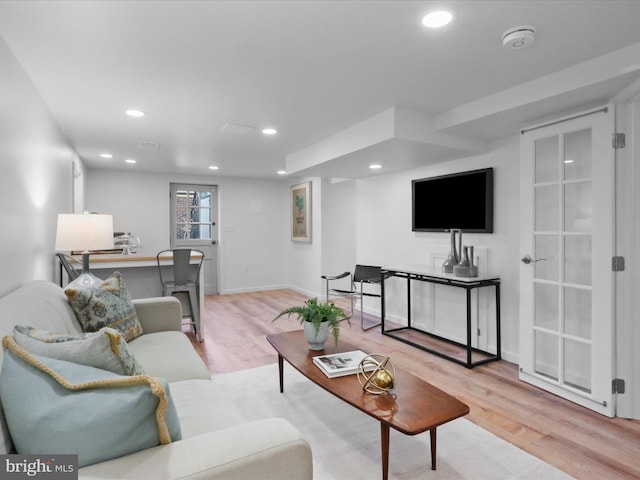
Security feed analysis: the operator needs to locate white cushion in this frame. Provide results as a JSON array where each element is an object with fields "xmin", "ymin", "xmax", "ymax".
[
  {"xmin": 128, "ymin": 331, "xmax": 211, "ymax": 382},
  {"xmin": 169, "ymin": 379, "xmax": 246, "ymax": 438}
]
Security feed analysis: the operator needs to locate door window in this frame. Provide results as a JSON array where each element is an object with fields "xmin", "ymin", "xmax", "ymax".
[{"xmin": 175, "ymin": 190, "xmax": 212, "ymax": 241}]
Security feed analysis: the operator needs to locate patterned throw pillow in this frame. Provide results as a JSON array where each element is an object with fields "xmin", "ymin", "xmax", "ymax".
[
  {"xmin": 12, "ymin": 325, "xmax": 145, "ymax": 376},
  {"xmin": 0, "ymin": 336, "xmax": 181, "ymax": 468},
  {"xmin": 65, "ymin": 272, "xmax": 143, "ymax": 342}
]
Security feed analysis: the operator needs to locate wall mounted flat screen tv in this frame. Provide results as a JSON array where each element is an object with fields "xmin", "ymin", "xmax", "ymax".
[{"xmin": 412, "ymin": 168, "xmax": 494, "ymax": 233}]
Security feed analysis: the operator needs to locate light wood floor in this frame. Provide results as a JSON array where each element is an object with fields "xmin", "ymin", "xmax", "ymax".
[{"xmin": 186, "ymin": 289, "xmax": 640, "ymax": 480}]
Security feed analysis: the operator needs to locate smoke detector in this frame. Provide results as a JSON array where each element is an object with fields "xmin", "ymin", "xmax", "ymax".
[{"xmin": 502, "ymin": 25, "xmax": 536, "ymax": 50}]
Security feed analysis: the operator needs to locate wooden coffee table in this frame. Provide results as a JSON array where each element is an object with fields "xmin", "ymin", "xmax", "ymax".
[{"xmin": 266, "ymin": 330, "xmax": 470, "ymax": 480}]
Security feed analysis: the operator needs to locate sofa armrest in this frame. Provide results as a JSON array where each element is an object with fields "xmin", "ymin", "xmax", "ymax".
[
  {"xmin": 79, "ymin": 418, "xmax": 312, "ymax": 480},
  {"xmin": 133, "ymin": 297, "xmax": 182, "ymax": 333}
]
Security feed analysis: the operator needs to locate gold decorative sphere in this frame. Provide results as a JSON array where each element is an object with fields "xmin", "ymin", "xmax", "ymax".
[
  {"xmin": 372, "ymin": 368, "xmax": 394, "ymax": 389},
  {"xmin": 357, "ymin": 354, "xmax": 396, "ymax": 395}
]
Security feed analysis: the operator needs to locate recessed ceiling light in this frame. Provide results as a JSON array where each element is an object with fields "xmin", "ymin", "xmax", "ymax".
[
  {"xmin": 125, "ymin": 109, "xmax": 145, "ymax": 117},
  {"xmin": 209, "ymin": 165, "xmax": 219, "ymax": 170},
  {"xmin": 125, "ymin": 159, "xmax": 137, "ymax": 164},
  {"xmin": 422, "ymin": 11, "xmax": 453, "ymax": 28},
  {"xmin": 369, "ymin": 164, "xmax": 382, "ymax": 170},
  {"xmin": 262, "ymin": 128, "xmax": 277, "ymax": 135},
  {"xmin": 99, "ymin": 153, "xmax": 113, "ymax": 158},
  {"xmin": 277, "ymin": 170, "xmax": 287, "ymax": 175},
  {"xmin": 564, "ymin": 159, "xmax": 575, "ymax": 164}
]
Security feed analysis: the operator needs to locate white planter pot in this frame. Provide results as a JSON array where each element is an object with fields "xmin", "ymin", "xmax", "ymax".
[{"xmin": 303, "ymin": 320, "xmax": 330, "ymax": 350}]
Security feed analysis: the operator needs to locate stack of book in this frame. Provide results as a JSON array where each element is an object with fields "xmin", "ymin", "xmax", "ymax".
[{"xmin": 312, "ymin": 350, "xmax": 373, "ymax": 378}]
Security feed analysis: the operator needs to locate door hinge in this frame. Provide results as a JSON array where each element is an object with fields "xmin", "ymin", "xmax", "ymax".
[
  {"xmin": 612, "ymin": 378, "xmax": 626, "ymax": 394},
  {"xmin": 477, "ymin": 328, "xmax": 481, "ymax": 336},
  {"xmin": 612, "ymin": 256, "xmax": 625, "ymax": 272},
  {"xmin": 612, "ymin": 133, "xmax": 626, "ymax": 149}
]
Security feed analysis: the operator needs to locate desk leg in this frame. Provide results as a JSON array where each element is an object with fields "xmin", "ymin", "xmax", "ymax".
[
  {"xmin": 430, "ymin": 428, "xmax": 437, "ymax": 470},
  {"xmin": 278, "ymin": 354, "xmax": 284, "ymax": 393},
  {"xmin": 406, "ymin": 275, "xmax": 412, "ymax": 328},
  {"xmin": 466, "ymin": 288, "xmax": 472, "ymax": 367},
  {"xmin": 495, "ymin": 283, "xmax": 502, "ymax": 360},
  {"xmin": 197, "ymin": 268, "xmax": 204, "ymax": 342},
  {"xmin": 380, "ymin": 423, "xmax": 390, "ymax": 480}
]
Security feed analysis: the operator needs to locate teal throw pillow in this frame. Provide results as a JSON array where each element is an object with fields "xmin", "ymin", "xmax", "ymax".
[
  {"xmin": 13, "ymin": 325, "xmax": 145, "ymax": 376},
  {"xmin": 65, "ymin": 272, "xmax": 143, "ymax": 342},
  {"xmin": 0, "ymin": 336, "xmax": 181, "ymax": 467}
]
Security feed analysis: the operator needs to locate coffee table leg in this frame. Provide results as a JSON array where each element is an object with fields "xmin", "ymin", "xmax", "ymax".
[
  {"xmin": 430, "ymin": 428, "xmax": 437, "ymax": 470},
  {"xmin": 278, "ymin": 354, "xmax": 284, "ymax": 393},
  {"xmin": 380, "ymin": 423, "xmax": 389, "ymax": 480}
]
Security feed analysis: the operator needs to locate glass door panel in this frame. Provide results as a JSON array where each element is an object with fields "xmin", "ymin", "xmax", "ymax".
[
  {"xmin": 534, "ymin": 235, "xmax": 559, "ymax": 281},
  {"xmin": 535, "ymin": 185, "xmax": 559, "ymax": 231},
  {"xmin": 535, "ymin": 136, "xmax": 559, "ymax": 183},
  {"xmin": 563, "ymin": 287, "xmax": 592, "ymax": 340},
  {"xmin": 564, "ymin": 338, "xmax": 592, "ymax": 393},
  {"xmin": 564, "ymin": 182, "xmax": 592, "ymax": 232},
  {"xmin": 535, "ymin": 330, "xmax": 559, "ymax": 380},
  {"xmin": 534, "ymin": 283, "xmax": 558, "ymax": 330},
  {"xmin": 564, "ymin": 236, "xmax": 592, "ymax": 286},
  {"xmin": 563, "ymin": 128, "xmax": 592, "ymax": 180}
]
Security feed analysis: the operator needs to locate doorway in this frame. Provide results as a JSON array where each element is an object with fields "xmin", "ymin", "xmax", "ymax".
[{"xmin": 169, "ymin": 183, "xmax": 219, "ymax": 295}]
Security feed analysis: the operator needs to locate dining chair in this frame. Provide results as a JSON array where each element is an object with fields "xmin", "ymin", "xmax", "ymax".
[{"xmin": 156, "ymin": 248, "xmax": 204, "ymax": 341}]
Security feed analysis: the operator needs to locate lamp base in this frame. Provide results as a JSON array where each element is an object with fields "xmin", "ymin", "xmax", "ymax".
[{"xmin": 65, "ymin": 272, "xmax": 104, "ymax": 290}]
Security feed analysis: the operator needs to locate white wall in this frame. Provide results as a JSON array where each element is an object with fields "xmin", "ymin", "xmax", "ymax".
[
  {"xmin": 353, "ymin": 136, "xmax": 521, "ymax": 360},
  {"xmin": 286, "ymin": 177, "xmax": 324, "ymax": 297},
  {"xmin": 0, "ymin": 37, "xmax": 81, "ymax": 296},
  {"xmin": 321, "ymin": 179, "xmax": 357, "ymax": 296},
  {"xmin": 86, "ymin": 169, "xmax": 290, "ymax": 294}
]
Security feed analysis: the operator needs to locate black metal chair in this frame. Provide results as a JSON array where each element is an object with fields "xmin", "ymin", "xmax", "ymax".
[
  {"xmin": 157, "ymin": 248, "xmax": 204, "ymax": 341},
  {"xmin": 56, "ymin": 253, "xmax": 81, "ymax": 286},
  {"xmin": 322, "ymin": 264, "xmax": 384, "ymax": 331}
]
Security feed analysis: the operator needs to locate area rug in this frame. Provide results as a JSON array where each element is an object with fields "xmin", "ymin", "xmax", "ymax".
[{"xmin": 210, "ymin": 363, "xmax": 574, "ymax": 480}]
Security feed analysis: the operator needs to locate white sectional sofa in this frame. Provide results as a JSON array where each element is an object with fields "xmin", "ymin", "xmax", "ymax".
[{"xmin": 0, "ymin": 280, "xmax": 313, "ymax": 479}]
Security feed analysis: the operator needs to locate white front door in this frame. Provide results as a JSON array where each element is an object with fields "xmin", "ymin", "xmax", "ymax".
[
  {"xmin": 170, "ymin": 183, "xmax": 219, "ymax": 295},
  {"xmin": 519, "ymin": 106, "xmax": 615, "ymax": 417}
]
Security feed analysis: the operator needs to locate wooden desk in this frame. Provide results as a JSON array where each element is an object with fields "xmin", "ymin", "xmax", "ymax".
[
  {"xmin": 267, "ymin": 330, "xmax": 469, "ymax": 480},
  {"xmin": 87, "ymin": 252, "xmax": 202, "ymax": 269}
]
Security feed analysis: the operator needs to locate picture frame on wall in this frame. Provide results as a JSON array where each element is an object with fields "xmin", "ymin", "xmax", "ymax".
[{"xmin": 290, "ymin": 181, "xmax": 312, "ymax": 242}]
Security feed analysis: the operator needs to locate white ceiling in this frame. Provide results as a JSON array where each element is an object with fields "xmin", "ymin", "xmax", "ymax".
[{"xmin": 2, "ymin": 0, "xmax": 640, "ymax": 179}]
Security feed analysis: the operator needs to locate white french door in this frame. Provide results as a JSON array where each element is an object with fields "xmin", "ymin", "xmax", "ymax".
[{"xmin": 519, "ymin": 106, "xmax": 615, "ymax": 416}]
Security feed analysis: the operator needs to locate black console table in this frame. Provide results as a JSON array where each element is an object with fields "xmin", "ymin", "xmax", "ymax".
[{"xmin": 380, "ymin": 266, "xmax": 501, "ymax": 369}]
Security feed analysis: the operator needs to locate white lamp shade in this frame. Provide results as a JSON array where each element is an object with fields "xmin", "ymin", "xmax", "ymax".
[{"xmin": 55, "ymin": 214, "xmax": 114, "ymax": 252}]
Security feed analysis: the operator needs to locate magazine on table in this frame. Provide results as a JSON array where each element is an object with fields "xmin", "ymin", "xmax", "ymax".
[{"xmin": 312, "ymin": 350, "xmax": 374, "ymax": 378}]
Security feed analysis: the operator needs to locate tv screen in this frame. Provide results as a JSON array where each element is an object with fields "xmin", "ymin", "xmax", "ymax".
[{"xmin": 412, "ymin": 168, "xmax": 493, "ymax": 233}]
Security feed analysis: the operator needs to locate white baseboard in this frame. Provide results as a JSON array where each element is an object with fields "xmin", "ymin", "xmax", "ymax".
[{"xmin": 219, "ymin": 284, "xmax": 290, "ymax": 295}]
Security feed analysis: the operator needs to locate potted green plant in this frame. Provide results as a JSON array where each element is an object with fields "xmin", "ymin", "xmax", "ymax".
[{"xmin": 273, "ymin": 297, "xmax": 349, "ymax": 350}]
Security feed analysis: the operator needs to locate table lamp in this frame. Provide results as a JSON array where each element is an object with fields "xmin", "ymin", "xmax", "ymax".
[{"xmin": 55, "ymin": 213, "xmax": 114, "ymax": 289}]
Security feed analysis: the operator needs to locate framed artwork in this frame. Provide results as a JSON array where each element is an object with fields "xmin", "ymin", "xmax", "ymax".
[{"xmin": 290, "ymin": 181, "xmax": 312, "ymax": 242}]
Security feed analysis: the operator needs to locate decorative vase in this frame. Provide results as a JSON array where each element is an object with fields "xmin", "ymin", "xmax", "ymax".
[
  {"xmin": 442, "ymin": 229, "xmax": 462, "ymax": 273},
  {"xmin": 459, "ymin": 246, "xmax": 471, "ymax": 267},
  {"xmin": 303, "ymin": 320, "xmax": 330, "ymax": 350},
  {"xmin": 453, "ymin": 245, "xmax": 479, "ymax": 277},
  {"xmin": 468, "ymin": 246, "xmax": 478, "ymax": 277}
]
